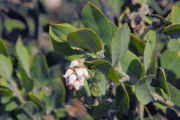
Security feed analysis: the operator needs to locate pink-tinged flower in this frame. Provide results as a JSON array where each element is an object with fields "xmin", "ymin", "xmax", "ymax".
[{"xmin": 63, "ymin": 59, "xmax": 89, "ymax": 91}]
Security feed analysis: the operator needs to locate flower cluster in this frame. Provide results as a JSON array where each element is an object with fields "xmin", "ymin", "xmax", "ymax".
[{"xmin": 63, "ymin": 59, "xmax": 89, "ymax": 90}]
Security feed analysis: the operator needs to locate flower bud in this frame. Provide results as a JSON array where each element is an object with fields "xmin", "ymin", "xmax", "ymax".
[
  {"xmin": 74, "ymin": 81, "xmax": 81, "ymax": 90},
  {"xmin": 75, "ymin": 68, "xmax": 84, "ymax": 77},
  {"xmin": 63, "ymin": 69, "xmax": 73, "ymax": 78},
  {"xmin": 70, "ymin": 60, "xmax": 79, "ymax": 68},
  {"xmin": 79, "ymin": 76, "xmax": 85, "ymax": 85},
  {"xmin": 82, "ymin": 68, "xmax": 89, "ymax": 78},
  {"xmin": 68, "ymin": 74, "xmax": 77, "ymax": 84},
  {"xmin": 63, "ymin": 59, "xmax": 89, "ymax": 91}
]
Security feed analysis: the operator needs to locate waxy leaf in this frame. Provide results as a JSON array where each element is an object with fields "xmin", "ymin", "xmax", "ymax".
[
  {"xmin": 161, "ymin": 50, "xmax": 180, "ymax": 78},
  {"xmin": 49, "ymin": 25, "xmax": 84, "ymax": 60},
  {"xmin": 0, "ymin": 54, "xmax": 13, "ymax": 81},
  {"xmin": 171, "ymin": 6, "xmax": 180, "ymax": 24},
  {"xmin": 168, "ymin": 83, "xmax": 180, "ymax": 106},
  {"xmin": 50, "ymin": 23, "xmax": 78, "ymax": 41},
  {"xmin": 167, "ymin": 38, "xmax": 180, "ymax": 51},
  {"xmin": 15, "ymin": 38, "xmax": 31, "ymax": 77},
  {"xmin": 135, "ymin": 77, "xmax": 155, "ymax": 105},
  {"xmin": 0, "ymin": 38, "xmax": 8, "ymax": 56},
  {"xmin": 130, "ymin": 34, "xmax": 145, "ymax": 55},
  {"xmin": 82, "ymin": 2, "xmax": 111, "ymax": 46},
  {"xmin": 90, "ymin": 70, "xmax": 107, "ymax": 96},
  {"xmin": 67, "ymin": 28, "xmax": 102, "ymax": 53},
  {"xmin": 144, "ymin": 40, "xmax": 152, "ymax": 73},
  {"xmin": 116, "ymin": 85, "xmax": 129, "ymax": 119},
  {"xmin": 85, "ymin": 60, "xmax": 120, "ymax": 84},
  {"xmin": 18, "ymin": 64, "xmax": 33, "ymax": 92},
  {"xmin": 120, "ymin": 50, "xmax": 143, "ymax": 84},
  {"xmin": 111, "ymin": 24, "xmax": 130, "ymax": 66},
  {"xmin": 163, "ymin": 24, "xmax": 180, "ymax": 38},
  {"xmin": 143, "ymin": 30, "xmax": 156, "ymax": 53},
  {"xmin": 158, "ymin": 68, "xmax": 170, "ymax": 97},
  {"xmin": 31, "ymin": 55, "xmax": 50, "ymax": 84},
  {"xmin": 0, "ymin": 87, "xmax": 12, "ymax": 96}
]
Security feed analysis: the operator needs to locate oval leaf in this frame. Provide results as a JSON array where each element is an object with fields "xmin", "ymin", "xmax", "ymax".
[
  {"xmin": 163, "ymin": 24, "xmax": 180, "ymax": 38},
  {"xmin": 31, "ymin": 55, "xmax": 50, "ymax": 84},
  {"xmin": 120, "ymin": 50, "xmax": 143, "ymax": 84},
  {"xmin": 0, "ymin": 54, "xmax": 13, "ymax": 81},
  {"xmin": 50, "ymin": 23, "xmax": 78, "ymax": 41},
  {"xmin": 82, "ymin": 2, "xmax": 111, "ymax": 46},
  {"xmin": 171, "ymin": 6, "xmax": 180, "ymax": 24},
  {"xmin": 85, "ymin": 60, "xmax": 120, "ymax": 84},
  {"xmin": 144, "ymin": 40, "xmax": 152, "ymax": 74},
  {"xmin": 130, "ymin": 33, "xmax": 145, "ymax": 55},
  {"xmin": 111, "ymin": 24, "xmax": 130, "ymax": 66},
  {"xmin": 15, "ymin": 38, "xmax": 31, "ymax": 77},
  {"xmin": 116, "ymin": 85, "xmax": 129, "ymax": 119},
  {"xmin": 158, "ymin": 68, "xmax": 170, "ymax": 97},
  {"xmin": 135, "ymin": 77, "xmax": 155, "ymax": 105},
  {"xmin": 67, "ymin": 28, "xmax": 102, "ymax": 53},
  {"xmin": 49, "ymin": 26, "xmax": 84, "ymax": 60},
  {"xmin": 0, "ymin": 38, "xmax": 8, "ymax": 56},
  {"xmin": 168, "ymin": 83, "xmax": 180, "ymax": 106}
]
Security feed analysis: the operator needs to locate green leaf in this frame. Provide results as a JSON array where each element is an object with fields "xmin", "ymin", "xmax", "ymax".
[
  {"xmin": 18, "ymin": 64, "xmax": 33, "ymax": 92},
  {"xmin": 116, "ymin": 85, "xmax": 129, "ymax": 119},
  {"xmin": 49, "ymin": 26, "xmax": 84, "ymax": 60},
  {"xmin": 143, "ymin": 30, "xmax": 156, "ymax": 52},
  {"xmin": 171, "ymin": 6, "xmax": 180, "ymax": 24},
  {"xmin": 168, "ymin": 83, "xmax": 180, "ymax": 106},
  {"xmin": 31, "ymin": 55, "xmax": 50, "ymax": 84},
  {"xmin": 90, "ymin": 70, "xmax": 107, "ymax": 96},
  {"xmin": 4, "ymin": 19, "xmax": 25, "ymax": 32},
  {"xmin": 27, "ymin": 92, "xmax": 44, "ymax": 110},
  {"xmin": 5, "ymin": 101, "xmax": 18, "ymax": 111},
  {"xmin": 104, "ymin": 22, "xmax": 118, "ymax": 61},
  {"xmin": 0, "ymin": 87, "xmax": 12, "ymax": 96},
  {"xmin": 0, "ymin": 54, "xmax": 13, "ymax": 81},
  {"xmin": 163, "ymin": 24, "xmax": 180, "ymax": 38},
  {"xmin": 158, "ymin": 68, "xmax": 170, "ymax": 97},
  {"xmin": 42, "ymin": 78, "xmax": 66, "ymax": 111},
  {"xmin": 111, "ymin": 24, "xmax": 130, "ymax": 66},
  {"xmin": 82, "ymin": 2, "xmax": 111, "ymax": 46},
  {"xmin": 67, "ymin": 28, "xmax": 102, "ymax": 53},
  {"xmin": 129, "ymin": 33, "xmax": 145, "ymax": 55},
  {"xmin": 92, "ymin": 100, "xmax": 114, "ymax": 119},
  {"xmin": 135, "ymin": 77, "xmax": 155, "ymax": 105},
  {"xmin": 50, "ymin": 23, "xmax": 78, "ymax": 40},
  {"xmin": 22, "ymin": 101, "xmax": 39, "ymax": 116},
  {"xmin": 85, "ymin": 60, "xmax": 120, "ymax": 84},
  {"xmin": 0, "ymin": 38, "xmax": 8, "ymax": 56},
  {"xmin": 15, "ymin": 37, "xmax": 31, "ymax": 77},
  {"xmin": 161, "ymin": 50, "xmax": 180, "ymax": 79},
  {"xmin": 167, "ymin": 38, "xmax": 180, "ymax": 51},
  {"xmin": 120, "ymin": 50, "xmax": 143, "ymax": 84},
  {"xmin": 144, "ymin": 40, "xmax": 152, "ymax": 73}
]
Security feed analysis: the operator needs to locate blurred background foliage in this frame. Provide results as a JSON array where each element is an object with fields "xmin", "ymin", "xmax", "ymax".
[{"xmin": 0, "ymin": 0, "xmax": 180, "ymax": 120}]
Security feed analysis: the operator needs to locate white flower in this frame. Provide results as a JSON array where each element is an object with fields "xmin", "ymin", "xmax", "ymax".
[
  {"xmin": 75, "ymin": 68, "xmax": 84, "ymax": 77},
  {"xmin": 63, "ymin": 69, "xmax": 73, "ymax": 78},
  {"xmin": 82, "ymin": 68, "xmax": 89, "ymax": 78},
  {"xmin": 68, "ymin": 74, "xmax": 77, "ymax": 84},
  {"xmin": 74, "ymin": 81, "xmax": 81, "ymax": 90},
  {"xmin": 63, "ymin": 59, "xmax": 89, "ymax": 91},
  {"xmin": 79, "ymin": 76, "xmax": 85, "ymax": 85},
  {"xmin": 70, "ymin": 60, "xmax": 80, "ymax": 68}
]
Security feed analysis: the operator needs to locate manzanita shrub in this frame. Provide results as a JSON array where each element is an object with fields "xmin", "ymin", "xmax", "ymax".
[{"xmin": 0, "ymin": 1, "xmax": 180, "ymax": 120}]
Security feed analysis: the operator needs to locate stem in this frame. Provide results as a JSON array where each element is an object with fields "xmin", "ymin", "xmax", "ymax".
[
  {"xmin": 9, "ymin": 80, "xmax": 26, "ymax": 104},
  {"xmin": 116, "ymin": 62, "xmax": 129, "ymax": 82},
  {"xmin": 139, "ymin": 103, "xmax": 144, "ymax": 120},
  {"xmin": 144, "ymin": 106, "xmax": 153, "ymax": 120}
]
